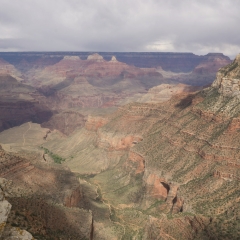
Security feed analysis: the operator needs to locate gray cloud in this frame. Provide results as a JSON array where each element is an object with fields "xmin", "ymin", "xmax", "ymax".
[{"xmin": 0, "ymin": 0, "xmax": 239, "ymax": 58}]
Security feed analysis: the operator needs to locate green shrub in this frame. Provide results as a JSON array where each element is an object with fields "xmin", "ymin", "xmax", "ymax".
[{"xmin": 41, "ymin": 147, "xmax": 65, "ymax": 164}]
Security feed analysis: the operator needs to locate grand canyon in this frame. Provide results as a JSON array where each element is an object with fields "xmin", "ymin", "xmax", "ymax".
[{"xmin": 0, "ymin": 51, "xmax": 239, "ymax": 240}]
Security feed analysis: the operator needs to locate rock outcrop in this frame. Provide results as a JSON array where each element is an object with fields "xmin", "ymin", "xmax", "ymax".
[
  {"xmin": 143, "ymin": 171, "xmax": 183, "ymax": 213},
  {"xmin": 212, "ymin": 53, "xmax": 240, "ymax": 96},
  {"xmin": 110, "ymin": 56, "xmax": 117, "ymax": 62},
  {"xmin": 0, "ymin": 178, "xmax": 34, "ymax": 240},
  {"xmin": 127, "ymin": 151, "xmax": 145, "ymax": 174},
  {"xmin": 64, "ymin": 186, "xmax": 82, "ymax": 208},
  {"xmin": 144, "ymin": 172, "xmax": 169, "ymax": 204},
  {"xmin": 2, "ymin": 227, "xmax": 34, "ymax": 240},
  {"xmin": 85, "ymin": 115, "xmax": 109, "ymax": 131},
  {"xmin": 63, "ymin": 56, "xmax": 81, "ymax": 61},
  {"xmin": 0, "ymin": 178, "xmax": 12, "ymax": 238},
  {"xmin": 87, "ymin": 53, "xmax": 104, "ymax": 61}
]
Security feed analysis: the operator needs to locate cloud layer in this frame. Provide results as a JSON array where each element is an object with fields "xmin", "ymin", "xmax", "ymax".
[{"xmin": 0, "ymin": 0, "xmax": 239, "ymax": 58}]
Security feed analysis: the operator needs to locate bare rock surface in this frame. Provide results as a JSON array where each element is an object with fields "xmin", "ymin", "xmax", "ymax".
[
  {"xmin": 3, "ymin": 227, "xmax": 34, "ymax": 240},
  {"xmin": 212, "ymin": 53, "xmax": 240, "ymax": 96},
  {"xmin": 87, "ymin": 53, "xmax": 104, "ymax": 61},
  {"xmin": 0, "ymin": 178, "xmax": 34, "ymax": 240}
]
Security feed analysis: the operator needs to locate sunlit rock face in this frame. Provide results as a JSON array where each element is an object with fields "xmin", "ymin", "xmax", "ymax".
[{"xmin": 87, "ymin": 53, "xmax": 104, "ymax": 62}]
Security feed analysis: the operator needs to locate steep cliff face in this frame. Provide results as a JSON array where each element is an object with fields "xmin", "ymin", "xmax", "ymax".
[{"xmin": 212, "ymin": 53, "xmax": 240, "ymax": 96}]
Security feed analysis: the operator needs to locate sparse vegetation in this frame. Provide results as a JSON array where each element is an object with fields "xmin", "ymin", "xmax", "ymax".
[
  {"xmin": 225, "ymin": 61, "xmax": 238, "ymax": 75},
  {"xmin": 41, "ymin": 147, "xmax": 65, "ymax": 164}
]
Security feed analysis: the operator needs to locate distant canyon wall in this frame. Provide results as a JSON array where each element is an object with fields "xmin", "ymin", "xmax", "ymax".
[{"xmin": 0, "ymin": 52, "xmax": 231, "ymax": 73}]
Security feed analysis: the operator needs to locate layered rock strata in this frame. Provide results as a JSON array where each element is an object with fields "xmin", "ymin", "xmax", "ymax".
[
  {"xmin": 0, "ymin": 52, "xmax": 237, "ymax": 239},
  {"xmin": 43, "ymin": 55, "xmax": 240, "ymax": 239},
  {"xmin": 0, "ymin": 52, "xmax": 230, "ymax": 73},
  {"xmin": 212, "ymin": 53, "xmax": 240, "ymax": 96}
]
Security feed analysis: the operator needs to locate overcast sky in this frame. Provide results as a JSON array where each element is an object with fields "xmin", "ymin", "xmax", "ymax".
[{"xmin": 0, "ymin": 0, "xmax": 239, "ymax": 58}]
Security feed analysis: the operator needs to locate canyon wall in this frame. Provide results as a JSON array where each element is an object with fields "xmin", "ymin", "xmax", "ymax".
[
  {"xmin": 0, "ymin": 52, "xmax": 238, "ymax": 239},
  {"xmin": 0, "ymin": 52, "xmax": 231, "ymax": 73},
  {"xmin": 0, "ymin": 75, "xmax": 53, "ymax": 132},
  {"xmin": 212, "ymin": 53, "xmax": 240, "ymax": 96},
  {"xmin": 41, "ymin": 54, "xmax": 240, "ymax": 239}
]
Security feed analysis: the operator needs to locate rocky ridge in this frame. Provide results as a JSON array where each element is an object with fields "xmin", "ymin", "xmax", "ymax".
[
  {"xmin": 212, "ymin": 53, "xmax": 240, "ymax": 96},
  {"xmin": 0, "ymin": 52, "xmax": 230, "ymax": 72}
]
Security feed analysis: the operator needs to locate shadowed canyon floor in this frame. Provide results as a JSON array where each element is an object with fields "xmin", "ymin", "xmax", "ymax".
[{"xmin": 0, "ymin": 52, "xmax": 239, "ymax": 239}]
